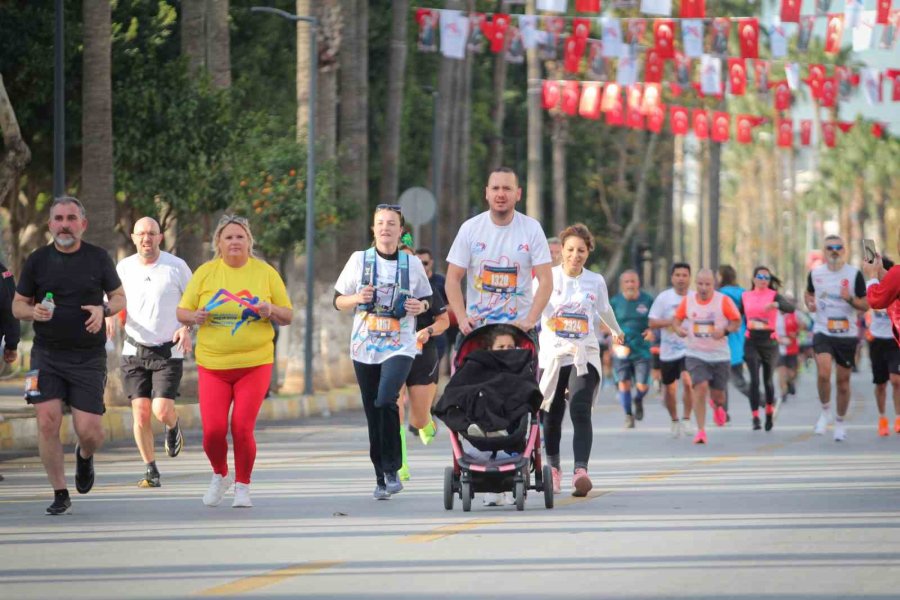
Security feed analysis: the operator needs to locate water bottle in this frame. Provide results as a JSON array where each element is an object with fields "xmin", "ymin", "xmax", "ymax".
[{"xmin": 40, "ymin": 292, "xmax": 55, "ymax": 316}]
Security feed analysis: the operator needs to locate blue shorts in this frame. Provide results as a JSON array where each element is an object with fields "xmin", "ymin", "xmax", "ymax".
[{"xmin": 613, "ymin": 355, "xmax": 652, "ymax": 385}]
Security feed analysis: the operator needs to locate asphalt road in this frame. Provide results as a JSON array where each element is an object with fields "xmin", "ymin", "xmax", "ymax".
[{"xmin": 1, "ymin": 365, "xmax": 899, "ymax": 599}]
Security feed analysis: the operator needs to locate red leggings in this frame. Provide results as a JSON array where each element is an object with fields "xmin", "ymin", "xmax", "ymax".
[{"xmin": 198, "ymin": 364, "xmax": 272, "ymax": 484}]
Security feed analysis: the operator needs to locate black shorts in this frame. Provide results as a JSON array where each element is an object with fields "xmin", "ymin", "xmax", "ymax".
[
  {"xmin": 777, "ymin": 354, "xmax": 798, "ymax": 369},
  {"xmin": 27, "ymin": 345, "xmax": 107, "ymax": 415},
  {"xmin": 660, "ymin": 357, "xmax": 686, "ymax": 385},
  {"xmin": 813, "ymin": 333, "xmax": 858, "ymax": 370},
  {"xmin": 121, "ymin": 355, "xmax": 184, "ymax": 400},
  {"xmin": 406, "ymin": 341, "xmax": 440, "ymax": 387},
  {"xmin": 869, "ymin": 338, "xmax": 900, "ymax": 385},
  {"xmin": 652, "ymin": 353, "xmax": 661, "ymax": 370}
]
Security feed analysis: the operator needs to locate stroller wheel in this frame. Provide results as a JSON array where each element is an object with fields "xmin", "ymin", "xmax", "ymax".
[
  {"xmin": 461, "ymin": 479, "xmax": 472, "ymax": 512},
  {"xmin": 515, "ymin": 480, "xmax": 525, "ymax": 511},
  {"xmin": 443, "ymin": 467, "xmax": 455, "ymax": 511},
  {"xmin": 542, "ymin": 465, "xmax": 554, "ymax": 509}
]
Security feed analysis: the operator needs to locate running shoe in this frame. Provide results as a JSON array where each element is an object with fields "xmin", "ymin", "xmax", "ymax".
[
  {"xmin": 681, "ymin": 419, "xmax": 695, "ymax": 436},
  {"xmin": 551, "ymin": 467, "xmax": 562, "ymax": 494},
  {"xmin": 398, "ymin": 464, "xmax": 411, "ymax": 481},
  {"xmin": 572, "ymin": 468, "xmax": 593, "ymax": 497},
  {"xmin": 787, "ymin": 381, "xmax": 796, "ymax": 396},
  {"xmin": 693, "ymin": 430, "xmax": 708, "ymax": 445},
  {"xmin": 138, "ymin": 465, "xmax": 161, "ymax": 488},
  {"xmin": 878, "ymin": 417, "xmax": 889, "ymax": 437},
  {"xmin": 232, "ymin": 483, "xmax": 252, "ymax": 508},
  {"xmin": 670, "ymin": 420, "xmax": 681, "ymax": 438},
  {"xmin": 752, "ymin": 416, "xmax": 761, "ymax": 430},
  {"xmin": 765, "ymin": 412, "xmax": 774, "ymax": 432},
  {"xmin": 713, "ymin": 406, "xmax": 727, "ymax": 427},
  {"xmin": 634, "ymin": 400, "xmax": 644, "ymax": 421},
  {"xmin": 814, "ymin": 411, "xmax": 830, "ymax": 435},
  {"xmin": 895, "ymin": 417, "xmax": 900, "ymax": 435},
  {"xmin": 833, "ymin": 421, "xmax": 847, "ymax": 442},
  {"xmin": 373, "ymin": 484, "xmax": 391, "ymax": 500},
  {"xmin": 202, "ymin": 473, "xmax": 233, "ymax": 507},
  {"xmin": 385, "ymin": 472, "xmax": 403, "ymax": 494},
  {"xmin": 483, "ymin": 492, "xmax": 502, "ymax": 506},
  {"xmin": 165, "ymin": 420, "xmax": 184, "ymax": 458},
  {"xmin": 74, "ymin": 444, "xmax": 95, "ymax": 494},
  {"xmin": 46, "ymin": 495, "xmax": 72, "ymax": 516},
  {"xmin": 624, "ymin": 414, "xmax": 635, "ymax": 429},
  {"xmin": 418, "ymin": 420, "xmax": 437, "ymax": 445},
  {"xmin": 500, "ymin": 491, "xmax": 514, "ymax": 506}
]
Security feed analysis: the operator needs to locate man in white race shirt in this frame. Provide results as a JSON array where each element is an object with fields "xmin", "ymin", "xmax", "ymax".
[
  {"xmin": 109, "ymin": 217, "xmax": 193, "ymax": 487},
  {"xmin": 648, "ymin": 262, "xmax": 695, "ymax": 438},
  {"xmin": 445, "ymin": 167, "xmax": 552, "ymax": 337},
  {"xmin": 805, "ymin": 234, "xmax": 868, "ymax": 441}
]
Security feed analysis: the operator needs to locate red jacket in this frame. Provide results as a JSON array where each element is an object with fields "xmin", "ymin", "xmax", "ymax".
[{"xmin": 866, "ymin": 265, "xmax": 900, "ymax": 347}]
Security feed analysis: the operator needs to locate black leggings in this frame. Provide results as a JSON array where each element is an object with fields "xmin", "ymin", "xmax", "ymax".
[
  {"xmin": 542, "ymin": 364, "xmax": 600, "ymax": 471},
  {"xmin": 744, "ymin": 335, "xmax": 779, "ymax": 411}
]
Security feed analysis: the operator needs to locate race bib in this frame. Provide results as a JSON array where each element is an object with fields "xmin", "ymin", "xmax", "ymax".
[
  {"xmin": 554, "ymin": 313, "xmax": 589, "ymax": 339},
  {"xmin": 826, "ymin": 317, "xmax": 850, "ymax": 334},
  {"xmin": 365, "ymin": 314, "xmax": 401, "ymax": 339},
  {"xmin": 693, "ymin": 320, "xmax": 715, "ymax": 338},
  {"xmin": 481, "ymin": 265, "xmax": 518, "ymax": 294},
  {"xmin": 748, "ymin": 318, "xmax": 770, "ymax": 331},
  {"xmin": 24, "ymin": 369, "xmax": 40, "ymax": 399}
]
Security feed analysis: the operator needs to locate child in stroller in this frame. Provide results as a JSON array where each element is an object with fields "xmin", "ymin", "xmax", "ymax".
[{"xmin": 432, "ymin": 324, "xmax": 554, "ymax": 512}]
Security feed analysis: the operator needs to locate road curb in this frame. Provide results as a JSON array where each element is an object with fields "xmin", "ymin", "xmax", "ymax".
[{"xmin": 0, "ymin": 387, "xmax": 363, "ymax": 451}]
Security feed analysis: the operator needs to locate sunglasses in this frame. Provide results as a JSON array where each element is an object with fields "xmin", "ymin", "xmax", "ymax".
[
  {"xmin": 755, "ymin": 273, "xmax": 771, "ymax": 281},
  {"xmin": 219, "ymin": 214, "xmax": 249, "ymax": 226},
  {"xmin": 826, "ymin": 244, "xmax": 843, "ymax": 251},
  {"xmin": 421, "ymin": 261, "xmax": 432, "ymax": 267},
  {"xmin": 376, "ymin": 204, "xmax": 402, "ymax": 214}
]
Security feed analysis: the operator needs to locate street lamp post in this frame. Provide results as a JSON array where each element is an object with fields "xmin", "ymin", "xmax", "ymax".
[
  {"xmin": 53, "ymin": 0, "xmax": 65, "ymax": 197},
  {"xmin": 251, "ymin": 6, "xmax": 318, "ymax": 397}
]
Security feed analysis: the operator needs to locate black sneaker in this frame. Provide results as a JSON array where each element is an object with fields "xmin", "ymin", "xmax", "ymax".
[
  {"xmin": 165, "ymin": 420, "xmax": 184, "ymax": 458},
  {"xmin": 138, "ymin": 465, "xmax": 161, "ymax": 488},
  {"xmin": 46, "ymin": 495, "xmax": 72, "ymax": 515},
  {"xmin": 74, "ymin": 444, "xmax": 95, "ymax": 494},
  {"xmin": 634, "ymin": 400, "xmax": 644, "ymax": 421},
  {"xmin": 752, "ymin": 416, "xmax": 762, "ymax": 431},
  {"xmin": 765, "ymin": 412, "xmax": 774, "ymax": 432}
]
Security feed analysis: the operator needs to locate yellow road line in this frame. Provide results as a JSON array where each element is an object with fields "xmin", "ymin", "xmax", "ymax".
[
  {"xmin": 195, "ymin": 560, "xmax": 342, "ymax": 596},
  {"xmin": 638, "ymin": 469, "xmax": 684, "ymax": 482},
  {"xmin": 401, "ymin": 518, "xmax": 501, "ymax": 543},
  {"xmin": 554, "ymin": 489, "xmax": 612, "ymax": 507}
]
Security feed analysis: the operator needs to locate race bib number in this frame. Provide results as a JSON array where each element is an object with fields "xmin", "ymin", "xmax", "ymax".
[
  {"xmin": 748, "ymin": 318, "xmax": 770, "ymax": 331},
  {"xmin": 554, "ymin": 313, "xmax": 589, "ymax": 339},
  {"xmin": 826, "ymin": 317, "xmax": 850, "ymax": 334},
  {"xmin": 365, "ymin": 314, "xmax": 401, "ymax": 339},
  {"xmin": 481, "ymin": 265, "xmax": 518, "ymax": 294},
  {"xmin": 693, "ymin": 320, "xmax": 715, "ymax": 338},
  {"xmin": 24, "ymin": 369, "xmax": 40, "ymax": 399}
]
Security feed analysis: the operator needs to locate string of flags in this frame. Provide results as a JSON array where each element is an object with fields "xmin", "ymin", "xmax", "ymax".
[{"xmin": 540, "ymin": 78, "xmax": 888, "ymax": 147}]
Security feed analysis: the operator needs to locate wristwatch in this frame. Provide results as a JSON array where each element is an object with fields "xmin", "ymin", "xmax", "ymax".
[
  {"xmin": 102, "ymin": 303, "xmax": 111, "ymax": 317},
  {"xmin": 427, "ymin": 326, "xmax": 434, "ymax": 335}
]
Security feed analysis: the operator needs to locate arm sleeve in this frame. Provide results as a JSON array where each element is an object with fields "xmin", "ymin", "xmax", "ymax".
[
  {"xmin": 806, "ymin": 272, "xmax": 815, "ymax": 295},
  {"xmin": 334, "ymin": 252, "xmax": 362, "ymax": 296},
  {"xmin": 529, "ymin": 223, "xmax": 552, "ymax": 267},
  {"xmin": 429, "ymin": 288, "xmax": 447, "ymax": 316},
  {"xmin": 410, "ymin": 257, "xmax": 433, "ymax": 299},
  {"xmin": 178, "ymin": 259, "xmax": 193, "ymax": 293},
  {"xmin": 15, "ymin": 254, "xmax": 36, "ymax": 298},
  {"xmin": 445, "ymin": 222, "xmax": 470, "ymax": 269},
  {"xmin": 866, "ymin": 266, "xmax": 900, "ymax": 310},
  {"xmin": 598, "ymin": 305, "xmax": 624, "ymax": 337},
  {"xmin": 0, "ymin": 272, "xmax": 20, "ymax": 350},
  {"xmin": 648, "ymin": 295, "xmax": 664, "ymax": 320},
  {"xmin": 775, "ymin": 293, "xmax": 795, "ymax": 313},
  {"xmin": 101, "ymin": 251, "xmax": 123, "ymax": 292},
  {"xmin": 673, "ymin": 297, "xmax": 688, "ymax": 320},
  {"xmin": 722, "ymin": 296, "xmax": 741, "ymax": 320},
  {"xmin": 853, "ymin": 271, "xmax": 867, "ymax": 298}
]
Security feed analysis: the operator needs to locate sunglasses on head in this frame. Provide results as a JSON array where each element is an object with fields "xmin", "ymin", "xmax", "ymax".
[
  {"xmin": 376, "ymin": 204, "xmax": 402, "ymax": 214},
  {"xmin": 219, "ymin": 214, "xmax": 249, "ymax": 226},
  {"xmin": 755, "ymin": 273, "xmax": 771, "ymax": 280},
  {"xmin": 826, "ymin": 244, "xmax": 843, "ymax": 251}
]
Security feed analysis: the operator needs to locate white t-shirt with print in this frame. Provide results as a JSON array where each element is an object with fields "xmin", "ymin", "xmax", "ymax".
[
  {"xmin": 869, "ymin": 309, "xmax": 894, "ymax": 340},
  {"xmin": 335, "ymin": 250, "xmax": 433, "ymax": 365},
  {"xmin": 807, "ymin": 263, "xmax": 864, "ymax": 338},
  {"xmin": 446, "ymin": 211, "xmax": 551, "ymax": 326},
  {"xmin": 535, "ymin": 266, "xmax": 611, "ymax": 368},
  {"xmin": 117, "ymin": 252, "xmax": 192, "ymax": 359},
  {"xmin": 648, "ymin": 287, "xmax": 688, "ymax": 361}
]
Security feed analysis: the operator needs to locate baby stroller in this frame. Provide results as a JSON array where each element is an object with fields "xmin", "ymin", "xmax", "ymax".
[{"xmin": 432, "ymin": 324, "xmax": 553, "ymax": 512}]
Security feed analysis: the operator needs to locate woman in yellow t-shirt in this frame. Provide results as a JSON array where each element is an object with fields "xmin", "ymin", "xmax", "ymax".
[{"xmin": 177, "ymin": 215, "xmax": 292, "ymax": 508}]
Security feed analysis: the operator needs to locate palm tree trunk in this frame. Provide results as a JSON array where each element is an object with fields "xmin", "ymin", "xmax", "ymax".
[
  {"xmin": 296, "ymin": 0, "xmax": 312, "ymax": 142},
  {"xmin": 524, "ymin": 0, "xmax": 542, "ymax": 220},
  {"xmin": 182, "ymin": 0, "xmax": 206, "ymax": 76},
  {"xmin": 206, "ymin": 0, "xmax": 231, "ymax": 89},
  {"xmin": 0, "ymin": 73, "xmax": 32, "ymax": 274},
  {"xmin": 379, "ymin": 0, "xmax": 407, "ymax": 204}
]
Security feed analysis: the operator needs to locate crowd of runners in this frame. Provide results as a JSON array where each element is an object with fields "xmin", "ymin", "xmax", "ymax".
[{"xmin": 3, "ymin": 169, "xmax": 898, "ymax": 514}]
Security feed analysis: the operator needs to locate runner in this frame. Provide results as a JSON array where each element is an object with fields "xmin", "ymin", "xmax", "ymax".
[
  {"xmin": 112, "ymin": 217, "xmax": 192, "ymax": 488},
  {"xmin": 864, "ymin": 255, "xmax": 900, "ymax": 436},
  {"xmin": 776, "ymin": 295, "xmax": 801, "ymax": 407},
  {"xmin": 0, "ymin": 257, "xmax": 20, "ymax": 484},
  {"xmin": 12, "ymin": 196, "xmax": 125, "ymax": 515},
  {"xmin": 444, "ymin": 167, "xmax": 552, "ymax": 338},
  {"xmin": 334, "ymin": 205, "xmax": 432, "ymax": 499},
  {"xmin": 177, "ymin": 215, "xmax": 293, "ymax": 507},
  {"xmin": 718, "ymin": 265, "xmax": 750, "ymax": 411},
  {"xmin": 805, "ymin": 234, "xmax": 868, "ymax": 442},
  {"xmin": 610, "ymin": 270, "xmax": 654, "ymax": 429},
  {"xmin": 673, "ymin": 269, "xmax": 742, "ymax": 444},
  {"xmin": 648, "ymin": 262, "xmax": 695, "ymax": 438},
  {"xmin": 536, "ymin": 224, "xmax": 623, "ymax": 496},
  {"xmin": 547, "ymin": 236, "xmax": 563, "ymax": 267},
  {"xmin": 742, "ymin": 266, "xmax": 795, "ymax": 431}
]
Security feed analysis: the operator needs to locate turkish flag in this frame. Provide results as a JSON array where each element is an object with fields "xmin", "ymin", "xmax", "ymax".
[
  {"xmin": 670, "ymin": 82, "xmax": 683, "ymax": 97},
  {"xmin": 680, "ymin": 0, "xmax": 705, "ymax": 18},
  {"xmin": 645, "ymin": 49, "xmax": 665, "ymax": 83},
  {"xmin": 820, "ymin": 77, "xmax": 837, "ymax": 108},
  {"xmin": 601, "ymin": 83, "xmax": 621, "ymax": 112},
  {"xmin": 772, "ymin": 80, "xmax": 792, "ymax": 111},
  {"xmin": 822, "ymin": 121, "xmax": 837, "ymax": 147},
  {"xmin": 542, "ymin": 80, "xmax": 561, "ymax": 109},
  {"xmin": 561, "ymin": 80, "xmax": 581, "ymax": 115},
  {"xmin": 728, "ymin": 58, "xmax": 747, "ymax": 95},
  {"xmin": 576, "ymin": 0, "xmax": 602, "ymax": 12},
  {"xmin": 877, "ymin": 0, "xmax": 892, "ymax": 24},
  {"xmin": 738, "ymin": 18, "xmax": 759, "ymax": 59},
  {"xmin": 712, "ymin": 112, "xmax": 730, "ymax": 142},
  {"xmin": 776, "ymin": 118, "xmax": 793, "ymax": 147},
  {"xmin": 825, "ymin": 14, "xmax": 844, "ymax": 54},
  {"xmin": 837, "ymin": 121, "xmax": 854, "ymax": 133},
  {"xmin": 564, "ymin": 36, "xmax": 586, "ymax": 73},
  {"xmin": 693, "ymin": 109, "xmax": 710, "ymax": 138},
  {"xmin": 642, "ymin": 83, "xmax": 662, "ymax": 114},
  {"xmin": 781, "ymin": 0, "xmax": 801, "ymax": 22},
  {"xmin": 579, "ymin": 83, "xmax": 603, "ymax": 119},
  {"xmin": 626, "ymin": 84, "xmax": 643, "ymax": 111},
  {"xmin": 606, "ymin": 100, "xmax": 625, "ymax": 126},
  {"xmin": 485, "ymin": 14, "xmax": 511, "ymax": 53},
  {"xmin": 807, "ymin": 64, "xmax": 826, "ymax": 99},
  {"xmin": 654, "ymin": 19, "xmax": 676, "ymax": 59},
  {"xmin": 887, "ymin": 69, "xmax": 900, "ymax": 100},
  {"xmin": 736, "ymin": 115, "xmax": 755, "ymax": 144},
  {"xmin": 573, "ymin": 18, "xmax": 592, "ymax": 39},
  {"xmin": 800, "ymin": 120, "xmax": 813, "ymax": 145},
  {"xmin": 647, "ymin": 103, "xmax": 666, "ymax": 132},
  {"xmin": 670, "ymin": 106, "xmax": 690, "ymax": 135},
  {"xmin": 626, "ymin": 105, "xmax": 646, "ymax": 129}
]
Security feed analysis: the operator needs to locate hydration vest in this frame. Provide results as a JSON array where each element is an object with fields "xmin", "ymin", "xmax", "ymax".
[{"xmin": 357, "ymin": 248, "xmax": 410, "ymax": 319}]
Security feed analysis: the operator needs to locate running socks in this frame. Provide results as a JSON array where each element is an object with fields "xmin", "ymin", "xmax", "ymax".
[
  {"xmin": 398, "ymin": 428, "xmax": 410, "ymax": 481},
  {"xmin": 618, "ymin": 390, "xmax": 633, "ymax": 415}
]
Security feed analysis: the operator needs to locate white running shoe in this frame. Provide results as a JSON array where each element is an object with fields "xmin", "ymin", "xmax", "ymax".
[
  {"xmin": 202, "ymin": 473, "xmax": 233, "ymax": 507},
  {"xmin": 833, "ymin": 421, "xmax": 847, "ymax": 442},
  {"xmin": 483, "ymin": 492, "xmax": 501, "ymax": 506},
  {"xmin": 681, "ymin": 419, "xmax": 695, "ymax": 436},
  {"xmin": 814, "ymin": 411, "xmax": 830, "ymax": 435},
  {"xmin": 670, "ymin": 420, "xmax": 682, "ymax": 438},
  {"xmin": 232, "ymin": 483, "xmax": 253, "ymax": 508}
]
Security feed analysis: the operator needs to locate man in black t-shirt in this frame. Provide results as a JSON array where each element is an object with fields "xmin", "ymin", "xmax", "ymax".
[
  {"xmin": 0, "ymin": 261, "xmax": 21, "ymax": 484},
  {"xmin": 13, "ymin": 196, "xmax": 125, "ymax": 515}
]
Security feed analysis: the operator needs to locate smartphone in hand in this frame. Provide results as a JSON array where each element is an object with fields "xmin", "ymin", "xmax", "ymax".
[{"xmin": 862, "ymin": 239, "xmax": 877, "ymax": 263}]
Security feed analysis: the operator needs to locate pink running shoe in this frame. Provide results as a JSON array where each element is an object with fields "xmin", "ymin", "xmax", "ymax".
[
  {"xmin": 713, "ymin": 406, "xmax": 727, "ymax": 427},
  {"xmin": 551, "ymin": 467, "xmax": 561, "ymax": 494},
  {"xmin": 571, "ymin": 468, "xmax": 593, "ymax": 497},
  {"xmin": 693, "ymin": 430, "xmax": 708, "ymax": 444}
]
